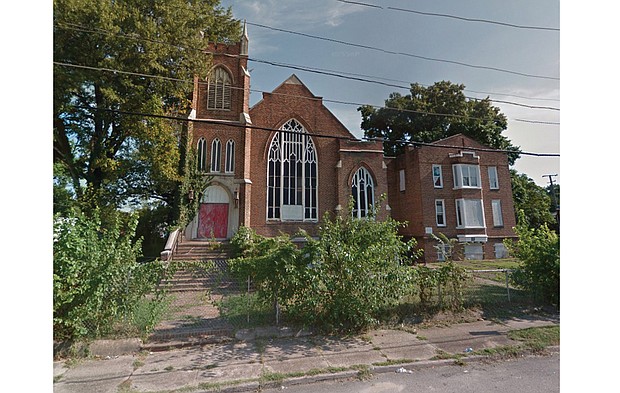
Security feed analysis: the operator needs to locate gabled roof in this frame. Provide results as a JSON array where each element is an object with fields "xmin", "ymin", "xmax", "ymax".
[
  {"xmin": 429, "ymin": 133, "xmax": 497, "ymax": 151},
  {"xmin": 250, "ymin": 74, "xmax": 358, "ymax": 140}
]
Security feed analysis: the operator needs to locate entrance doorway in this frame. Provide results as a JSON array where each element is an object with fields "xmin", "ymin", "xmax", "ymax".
[{"xmin": 198, "ymin": 185, "xmax": 230, "ymax": 239}]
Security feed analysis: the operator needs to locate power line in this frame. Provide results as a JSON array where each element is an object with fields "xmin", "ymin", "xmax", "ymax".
[
  {"xmin": 388, "ymin": 6, "xmax": 560, "ymax": 32},
  {"xmin": 54, "ymin": 61, "xmax": 559, "ymax": 125},
  {"xmin": 54, "ymin": 22, "xmax": 560, "ymax": 108},
  {"xmin": 69, "ymin": 104, "xmax": 559, "ymax": 157},
  {"xmin": 246, "ymin": 21, "xmax": 559, "ymax": 81},
  {"xmin": 335, "ymin": 0, "xmax": 560, "ymax": 31}
]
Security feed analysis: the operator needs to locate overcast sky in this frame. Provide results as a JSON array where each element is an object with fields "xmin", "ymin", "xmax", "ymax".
[{"xmin": 219, "ymin": 0, "xmax": 560, "ymax": 187}]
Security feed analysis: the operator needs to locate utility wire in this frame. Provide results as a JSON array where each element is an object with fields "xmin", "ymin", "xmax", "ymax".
[
  {"xmin": 246, "ymin": 21, "xmax": 559, "ymax": 81},
  {"xmin": 54, "ymin": 61, "xmax": 559, "ymax": 125},
  {"xmin": 335, "ymin": 1, "xmax": 559, "ymax": 31},
  {"xmin": 54, "ymin": 22, "xmax": 560, "ymax": 109},
  {"xmin": 69, "ymin": 104, "xmax": 559, "ymax": 157}
]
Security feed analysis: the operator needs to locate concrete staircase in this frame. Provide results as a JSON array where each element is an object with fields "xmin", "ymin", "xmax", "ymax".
[
  {"xmin": 172, "ymin": 239, "xmax": 232, "ymax": 261},
  {"xmin": 160, "ymin": 240, "xmax": 233, "ymax": 293}
]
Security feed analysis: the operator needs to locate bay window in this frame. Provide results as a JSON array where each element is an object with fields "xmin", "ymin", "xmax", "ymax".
[{"xmin": 455, "ymin": 198, "xmax": 485, "ymax": 228}]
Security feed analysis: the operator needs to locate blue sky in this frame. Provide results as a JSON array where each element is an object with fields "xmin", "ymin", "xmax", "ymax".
[{"xmin": 219, "ymin": 0, "xmax": 560, "ymax": 187}]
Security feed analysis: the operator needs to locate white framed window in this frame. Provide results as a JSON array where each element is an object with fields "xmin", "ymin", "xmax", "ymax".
[
  {"xmin": 399, "ymin": 169, "xmax": 406, "ymax": 191},
  {"xmin": 492, "ymin": 199, "xmax": 503, "ymax": 227},
  {"xmin": 455, "ymin": 199, "xmax": 485, "ymax": 228},
  {"xmin": 267, "ymin": 119, "xmax": 318, "ymax": 222},
  {"xmin": 432, "ymin": 164, "xmax": 443, "ymax": 188},
  {"xmin": 206, "ymin": 67, "xmax": 232, "ymax": 110},
  {"xmin": 488, "ymin": 166, "xmax": 499, "ymax": 189},
  {"xmin": 352, "ymin": 167, "xmax": 375, "ymax": 219},
  {"xmin": 197, "ymin": 138, "xmax": 207, "ymax": 172},
  {"xmin": 225, "ymin": 139, "xmax": 235, "ymax": 173},
  {"xmin": 453, "ymin": 164, "xmax": 481, "ymax": 189},
  {"xmin": 435, "ymin": 199, "xmax": 446, "ymax": 227},
  {"xmin": 210, "ymin": 138, "xmax": 221, "ymax": 172}
]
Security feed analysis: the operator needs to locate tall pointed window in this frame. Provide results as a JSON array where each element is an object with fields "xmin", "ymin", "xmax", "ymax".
[
  {"xmin": 225, "ymin": 139, "xmax": 235, "ymax": 173},
  {"xmin": 211, "ymin": 138, "xmax": 221, "ymax": 172},
  {"xmin": 267, "ymin": 119, "xmax": 318, "ymax": 221},
  {"xmin": 206, "ymin": 67, "xmax": 232, "ymax": 110},
  {"xmin": 197, "ymin": 138, "xmax": 207, "ymax": 172},
  {"xmin": 351, "ymin": 167, "xmax": 375, "ymax": 219}
]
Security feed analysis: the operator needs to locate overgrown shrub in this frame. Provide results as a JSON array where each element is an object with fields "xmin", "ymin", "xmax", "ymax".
[
  {"xmin": 53, "ymin": 209, "xmax": 168, "ymax": 341},
  {"xmin": 505, "ymin": 211, "xmax": 560, "ymax": 305},
  {"xmin": 229, "ymin": 201, "xmax": 422, "ymax": 333}
]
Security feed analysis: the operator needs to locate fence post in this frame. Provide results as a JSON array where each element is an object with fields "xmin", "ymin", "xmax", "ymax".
[
  {"xmin": 247, "ymin": 276, "xmax": 251, "ymax": 325},
  {"xmin": 505, "ymin": 270, "xmax": 511, "ymax": 302}
]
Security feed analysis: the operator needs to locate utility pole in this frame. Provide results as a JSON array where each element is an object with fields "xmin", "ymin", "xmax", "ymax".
[
  {"xmin": 542, "ymin": 174, "xmax": 559, "ymax": 213},
  {"xmin": 543, "ymin": 174, "xmax": 559, "ymax": 232}
]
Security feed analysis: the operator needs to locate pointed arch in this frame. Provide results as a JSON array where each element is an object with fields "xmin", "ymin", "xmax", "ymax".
[
  {"xmin": 197, "ymin": 137, "xmax": 207, "ymax": 172},
  {"xmin": 211, "ymin": 138, "xmax": 221, "ymax": 172},
  {"xmin": 225, "ymin": 139, "xmax": 235, "ymax": 173},
  {"xmin": 267, "ymin": 119, "xmax": 318, "ymax": 221},
  {"xmin": 206, "ymin": 66, "xmax": 232, "ymax": 110}
]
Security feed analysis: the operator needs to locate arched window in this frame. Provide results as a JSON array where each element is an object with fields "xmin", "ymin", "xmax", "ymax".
[
  {"xmin": 211, "ymin": 138, "xmax": 221, "ymax": 172},
  {"xmin": 206, "ymin": 67, "xmax": 232, "ymax": 110},
  {"xmin": 197, "ymin": 138, "xmax": 207, "ymax": 172},
  {"xmin": 351, "ymin": 167, "xmax": 375, "ymax": 218},
  {"xmin": 225, "ymin": 139, "xmax": 235, "ymax": 173},
  {"xmin": 267, "ymin": 119, "xmax": 318, "ymax": 221}
]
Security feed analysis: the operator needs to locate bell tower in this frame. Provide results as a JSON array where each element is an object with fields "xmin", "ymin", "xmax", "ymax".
[
  {"xmin": 185, "ymin": 22, "xmax": 253, "ymax": 240},
  {"xmin": 194, "ymin": 21, "xmax": 250, "ymax": 122}
]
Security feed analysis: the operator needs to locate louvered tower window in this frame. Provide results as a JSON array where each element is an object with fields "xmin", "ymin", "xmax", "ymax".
[{"xmin": 207, "ymin": 67, "xmax": 232, "ymax": 110}]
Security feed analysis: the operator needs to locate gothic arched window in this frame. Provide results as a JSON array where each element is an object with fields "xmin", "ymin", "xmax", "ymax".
[
  {"xmin": 351, "ymin": 167, "xmax": 375, "ymax": 218},
  {"xmin": 197, "ymin": 138, "xmax": 207, "ymax": 172},
  {"xmin": 225, "ymin": 139, "xmax": 235, "ymax": 173},
  {"xmin": 211, "ymin": 138, "xmax": 221, "ymax": 172},
  {"xmin": 206, "ymin": 67, "xmax": 232, "ymax": 110},
  {"xmin": 267, "ymin": 119, "xmax": 318, "ymax": 221}
]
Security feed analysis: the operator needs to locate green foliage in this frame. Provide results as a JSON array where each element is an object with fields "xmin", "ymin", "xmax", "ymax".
[
  {"xmin": 229, "ymin": 204, "xmax": 421, "ymax": 333},
  {"xmin": 505, "ymin": 211, "xmax": 560, "ymax": 305},
  {"xmin": 414, "ymin": 262, "xmax": 470, "ymax": 310},
  {"xmin": 510, "ymin": 170, "xmax": 556, "ymax": 230},
  {"xmin": 359, "ymin": 81, "xmax": 519, "ymax": 164},
  {"xmin": 53, "ymin": 209, "xmax": 168, "ymax": 341}
]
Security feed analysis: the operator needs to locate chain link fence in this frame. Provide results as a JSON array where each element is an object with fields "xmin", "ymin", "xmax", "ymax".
[{"xmin": 148, "ymin": 260, "xmax": 276, "ymax": 342}]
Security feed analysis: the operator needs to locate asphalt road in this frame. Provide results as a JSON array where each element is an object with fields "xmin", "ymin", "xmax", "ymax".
[{"xmin": 266, "ymin": 352, "xmax": 560, "ymax": 393}]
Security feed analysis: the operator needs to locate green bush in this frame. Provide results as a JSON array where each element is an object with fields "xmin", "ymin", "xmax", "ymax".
[
  {"xmin": 53, "ymin": 209, "xmax": 168, "ymax": 341},
  {"xmin": 229, "ymin": 201, "xmax": 422, "ymax": 333},
  {"xmin": 505, "ymin": 211, "xmax": 560, "ymax": 305}
]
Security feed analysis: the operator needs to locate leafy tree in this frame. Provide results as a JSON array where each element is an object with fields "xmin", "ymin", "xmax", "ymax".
[
  {"xmin": 358, "ymin": 81, "xmax": 520, "ymax": 164},
  {"xmin": 53, "ymin": 0, "xmax": 239, "ymax": 216},
  {"xmin": 510, "ymin": 170, "xmax": 556, "ymax": 230},
  {"xmin": 506, "ymin": 211, "xmax": 560, "ymax": 306},
  {"xmin": 53, "ymin": 208, "xmax": 168, "ymax": 340}
]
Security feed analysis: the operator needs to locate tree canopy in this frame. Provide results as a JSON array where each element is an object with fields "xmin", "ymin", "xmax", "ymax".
[
  {"xmin": 358, "ymin": 81, "xmax": 520, "ymax": 164},
  {"xmin": 510, "ymin": 170, "xmax": 556, "ymax": 230},
  {"xmin": 53, "ymin": 0, "xmax": 240, "ymax": 213}
]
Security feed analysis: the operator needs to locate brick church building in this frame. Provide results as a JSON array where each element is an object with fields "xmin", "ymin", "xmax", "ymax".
[{"xmin": 171, "ymin": 26, "xmax": 517, "ymax": 263}]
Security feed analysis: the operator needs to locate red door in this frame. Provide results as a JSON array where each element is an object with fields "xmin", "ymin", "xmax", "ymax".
[{"xmin": 198, "ymin": 203, "xmax": 229, "ymax": 239}]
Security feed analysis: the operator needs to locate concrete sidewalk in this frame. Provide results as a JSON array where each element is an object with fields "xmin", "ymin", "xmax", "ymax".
[{"xmin": 53, "ymin": 314, "xmax": 559, "ymax": 393}]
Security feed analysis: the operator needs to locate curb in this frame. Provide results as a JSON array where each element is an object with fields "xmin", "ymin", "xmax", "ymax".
[{"xmin": 192, "ymin": 346, "xmax": 561, "ymax": 392}]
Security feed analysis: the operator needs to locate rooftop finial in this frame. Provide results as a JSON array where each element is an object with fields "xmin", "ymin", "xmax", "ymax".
[{"xmin": 241, "ymin": 19, "xmax": 249, "ymax": 56}]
